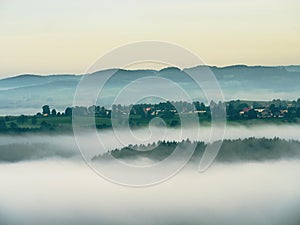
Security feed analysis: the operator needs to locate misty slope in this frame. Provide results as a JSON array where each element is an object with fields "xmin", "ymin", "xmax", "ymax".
[
  {"xmin": 1, "ymin": 65, "xmax": 300, "ymax": 115},
  {"xmin": 0, "ymin": 142, "xmax": 78, "ymax": 162},
  {"xmin": 93, "ymin": 138, "xmax": 300, "ymax": 163},
  {"xmin": 1, "ymin": 136, "xmax": 299, "ymax": 163}
]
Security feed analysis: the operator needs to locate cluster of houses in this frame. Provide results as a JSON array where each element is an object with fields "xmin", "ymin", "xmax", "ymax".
[
  {"xmin": 143, "ymin": 104, "xmax": 290, "ymax": 119},
  {"xmin": 144, "ymin": 106, "xmax": 208, "ymax": 116},
  {"xmin": 41, "ymin": 102, "xmax": 294, "ymax": 120},
  {"xmin": 145, "ymin": 108, "xmax": 178, "ymax": 116},
  {"xmin": 239, "ymin": 107, "xmax": 288, "ymax": 118}
]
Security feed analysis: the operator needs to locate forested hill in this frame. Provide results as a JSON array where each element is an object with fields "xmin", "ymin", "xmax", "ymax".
[{"xmin": 92, "ymin": 138, "xmax": 300, "ymax": 163}]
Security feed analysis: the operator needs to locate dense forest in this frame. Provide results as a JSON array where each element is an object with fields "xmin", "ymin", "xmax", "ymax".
[
  {"xmin": 2, "ymin": 137, "xmax": 298, "ymax": 163},
  {"xmin": 92, "ymin": 137, "xmax": 300, "ymax": 163}
]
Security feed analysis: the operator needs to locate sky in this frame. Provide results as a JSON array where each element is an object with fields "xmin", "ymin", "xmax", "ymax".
[{"xmin": 0, "ymin": 0, "xmax": 300, "ymax": 77}]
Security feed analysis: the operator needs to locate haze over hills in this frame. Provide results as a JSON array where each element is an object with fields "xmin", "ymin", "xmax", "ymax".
[{"xmin": 1, "ymin": 65, "xmax": 300, "ymax": 115}]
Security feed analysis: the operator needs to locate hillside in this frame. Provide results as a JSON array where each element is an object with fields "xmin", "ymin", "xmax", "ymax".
[{"xmin": 92, "ymin": 137, "xmax": 300, "ymax": 163}]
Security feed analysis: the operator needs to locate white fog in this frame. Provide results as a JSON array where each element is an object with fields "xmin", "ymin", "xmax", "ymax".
[
  {"xmin": 0, "ymin": 124, "xmax": 300, "ymax": 225},
  {"xmin": 1, "ymin": 124, "xmax": 300, "ymax": 154},
  {"xmin": 1, "ymin": 159, "xmax": 300, "ymax": 225}
]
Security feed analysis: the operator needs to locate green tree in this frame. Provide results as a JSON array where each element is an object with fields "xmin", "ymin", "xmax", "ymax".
[
  {"xmin": 252, "ymin": 102, "xmax": 262, "ymax": 109},
  {"xmin": 17, "ymin": 115, "xmax": 27, "ymax": 124},
  {"xmin": 0, "ymin": 118, "xmax": 7, "ymax": 131},
  {"xmin": 42, "ymin": 105, "xmax": 50, "ymax": 115},
  {"xmin": 269, "ymin": 104, "xmax": 276, "ymax": 114},
  {"xmin": 9, "ymin": 122, "xmax": 18, "ymax": 129},
  {"xmin": 199, "ymin": 102, "xmax": 206, "ymax": 111},
  {"xmin": 51, "ymin": 109, "xmax": 57, "ymax": 116},
  {"xmin": 170, "ymin": 120, "xmax": 179, "ymax": 127},
  {"xmin": 227, "ymin": 102, "xmax": 238, "ymax": 120},
  {"xmin": 31, "ymin": 116, "xmax": 37, "ymax": 125},
  {"xmin": 65, "ymin": 107, "xmax": 72, "ymax": 116},
  {"xmin": 247, "ymin": 109, "xmax": 257, "ymax": 119},
  {"xmin": 40, "ymin": 121, "xmax": 52, "ymax": 130},
  {"xmin": 296, "ymin": 107, "xmax": 300, "ymax": 118}
]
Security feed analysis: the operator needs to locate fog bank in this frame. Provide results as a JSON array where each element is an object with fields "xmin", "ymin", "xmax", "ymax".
[
  {"xmin": 1, "ymin": 124, "xmax": 300, "ymax": 162},
  {"xmin": 0, "ymin": 159, "xmax": 300, "ymax": 225}
]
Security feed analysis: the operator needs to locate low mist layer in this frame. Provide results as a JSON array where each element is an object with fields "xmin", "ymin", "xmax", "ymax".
[
  {"xmin": 1, "ymin": 125, "xmax": 300, "ymax": 162},
  {"xmin": 0, "ymin": 159, "xmax": 300, "ymax": 225}
]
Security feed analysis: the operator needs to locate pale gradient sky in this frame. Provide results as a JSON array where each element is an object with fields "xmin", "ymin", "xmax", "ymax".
[{"xmin": 0, "ymin": 0, "xmax": 299, "ymax": 77}]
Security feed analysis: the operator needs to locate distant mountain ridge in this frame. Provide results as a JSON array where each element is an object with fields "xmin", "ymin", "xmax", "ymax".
[
  {"xmin": 0, "ymin": 74, "xmax": 79, "ymax": 90},
  {"xmin": 0, "ymin": 65, "xmax": 297, "ymax": 90},
  {"xmin": 2, "ymin": 65, "xmax": 298, "ymax": 82},
  {"xmin": 0, "ymin": 65, "xmax": 300, "ymax": 115}
]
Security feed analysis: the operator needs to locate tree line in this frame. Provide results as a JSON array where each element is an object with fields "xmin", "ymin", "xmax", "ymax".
[
  {"xmin": 38, "ymin": 98, "xmax": 300, "ymax": 120},
  {"xmin": 1, "ymin": 98, "xmax": 300, "ymax": 132},
  {"xmin": 92, "ymin": 137, "xmax": 300, "ymax": 163}
]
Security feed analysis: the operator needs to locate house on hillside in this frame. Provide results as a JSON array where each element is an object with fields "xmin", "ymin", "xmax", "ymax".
[
  {"xmin": 258, "ymin": 109, "xmax": 273, "ymax": 118},
  {"xmin": 254, "ymin": 108, "xmax": 265, "ymax": 113},
  {"xmin": 239, "ymin": 107, "xmax": 252, "ymax": 116}
]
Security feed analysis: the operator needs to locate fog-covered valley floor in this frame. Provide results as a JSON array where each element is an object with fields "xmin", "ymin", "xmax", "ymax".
[
  {"xmin": 1, "ymin": 159, "xmax": 300, "ymax": 225},
  {"xmin": 1, "ymin": 125, "xmax": 300, "ymax": 225}
]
